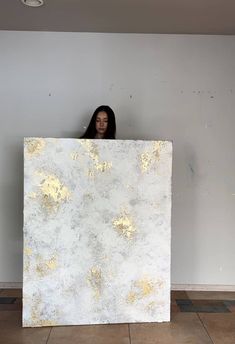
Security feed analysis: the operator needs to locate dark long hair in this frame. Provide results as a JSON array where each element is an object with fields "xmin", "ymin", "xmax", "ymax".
[{"xmin": 81, "ymin": 105, "xmax": 116, "ymax": 139}]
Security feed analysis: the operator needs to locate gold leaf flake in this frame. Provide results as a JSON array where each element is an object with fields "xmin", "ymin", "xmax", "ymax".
[
  {"xmin": 87, "ymin": 266, "xmax": 102, "ymax": 300},
  {"xmin": 24, "ymin": 261, "xmax": 30, "ymax": 273},
  {"xmin": 79, "ymin": 140, "xmax": 112, "ymax": 175},
  {"xmin": 39, "ymin": 173, "xmax": 71, "ymax": 213},
  {"xmin": 126, "ymin": 291, "xmax": 137, "ymax": 304},
  {"xmin": 95, "ymin": 161, "xmax": 112, "ymax": 172},
  {"xmin": 40, "ymin": 320, "xmax": 57, "ymax": 327},
  {"xmin": 36, "ymin": 256, "xmax": 58, "ymax": 277},
  {"xmin": 140, "ymin": 152, "xmax": 152, "ymax": 173},
  {"xmin": 126, "ymin": 277, "xmax": 157, "ymax": 305},
  {"xmin": 29, "ymin": 296, "xmax": 58, "ymax": 327},
  {"xmin": 70, "ymin": 151, "xmax": 80, "ymax": 160},
  {"xmin": 45, "ymin": 257, "xmax": 57, "ymax": 270},
  {"xmin": 139, "ymin": 141, "xmax": 167, "ymax": 173},
  {"xmin": 24, "ymin": 247, "xmax": 32, "ymax": 256},
  {"xmin": 25, "ymin": 138, "xmax": 46, "ymax": 158},
  {"xmin": 79, "ymin": 140, "xmax": 99, "ymax": 162},
  {"xmin": 87, "ymin": 169, "xmax": 95, "ymax": 178},
  {"xmin": 112, "ymin": 211, "xmax": 136, "ymax": 239},
  {"xmin": 135, "ymin": 278, "xmax": 154, "ymax": 296}
]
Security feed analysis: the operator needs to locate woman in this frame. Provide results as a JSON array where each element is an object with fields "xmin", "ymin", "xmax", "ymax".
[{"xmin": 81, "ymin": 105, "xmax": 116, "ymax": 139}]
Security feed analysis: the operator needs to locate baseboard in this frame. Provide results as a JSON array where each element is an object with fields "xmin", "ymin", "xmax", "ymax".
[
  {"xmin": 172, "ymin": 284, "xmax": 235, "ymax": 292},
  {"xmin": 1, "ymin": 282, "xmax": 235, "ymax": 292},
  {"xmin": 0, "ymin": 282, "xmax": 22, "ymax": 289}
]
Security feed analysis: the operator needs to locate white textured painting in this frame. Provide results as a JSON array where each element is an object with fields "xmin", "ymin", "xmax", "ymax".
[{"xmin": 23, "ymin": 138, "xmax": 172, "ymax": 327}]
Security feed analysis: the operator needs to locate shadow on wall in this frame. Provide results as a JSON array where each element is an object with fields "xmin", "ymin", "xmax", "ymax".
[
  {"xmin": 0, "ymin": 139, "xmax": 24, "ymax": 280},
  {"xmin": 171, "ymin": 143, "xmax": 199, "ymax": 284}
]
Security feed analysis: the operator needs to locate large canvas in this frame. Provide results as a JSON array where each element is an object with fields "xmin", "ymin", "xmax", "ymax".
[{"xmin": 23, "ymin": 138, "xmax": 172, "ymax": 327}]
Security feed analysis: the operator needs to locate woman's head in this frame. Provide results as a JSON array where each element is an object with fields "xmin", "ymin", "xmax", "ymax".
[{"xmin": 81, "ymin": 105, "xmax": 116, "ymax": 139}]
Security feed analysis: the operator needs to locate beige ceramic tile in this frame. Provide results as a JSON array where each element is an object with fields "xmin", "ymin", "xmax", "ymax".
[
  {"xmin": 199, "ymin": 313, "xmax": 235, "ymax": 344},
  {"xmin": 130, "ymin": 313, "xmax": 212, "ymax": 344},
  {"xmin": 0, "ymin": 310, "xmax": 22, "ymax": 327},
  {"xmin": 227, "ymin": 304, "xmax": 235, "ymax": 312},
  {"xmin": 0, "ymin": 311, "xmax": 51, "ymax": 344},
  {"xmin": 187, "ymin": 291, "xmax": 235, "ymax": 300},
  {"xmin": 48, "ymin": 324, "xmax": 130, "ymax": 344},
  {"xmin": 171, "ymin": 302, "xmax": 181, "ymax": 313}
]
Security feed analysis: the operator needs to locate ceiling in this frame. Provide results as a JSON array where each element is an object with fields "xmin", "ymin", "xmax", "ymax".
[{"xmin": 0, "ymin": 0, "xmax": 235, "ymax": 34}]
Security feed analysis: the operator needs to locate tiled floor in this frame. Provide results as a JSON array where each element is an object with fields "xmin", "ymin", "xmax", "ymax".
[{"xmin": 0, "ymin": 289, "xmax": 235, "ymax": 343}]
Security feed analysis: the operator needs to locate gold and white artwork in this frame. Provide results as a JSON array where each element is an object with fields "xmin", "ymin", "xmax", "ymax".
[{"xmin": 23, "ymin": 138, "xmax": 172, "ymax": 327}]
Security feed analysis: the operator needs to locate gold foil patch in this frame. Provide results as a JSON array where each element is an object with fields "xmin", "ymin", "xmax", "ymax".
[
  {"xmin": 126, "ymin": 277, "xmax": 156, "ymax": 304},
  {"xmin": 135, "ymin": 278, "xmax": 154, "ymax": 297},
  {"xmin": 139, "ymin": 141, "xmax": 167, "ymax": 173},
  {"xmin": 112, "ymin": 211, "xmax": 136, "ymax": 239},
  {"xmin": 87, "ymin": 266, "xmax": 102, "ymax": 299},
  {"xmin": 79, "ymin": 140, "xmax": 99, "ymax": 162},
  {"xmin": 39, "ymin": 173, "xmax": 71, "ymax": 213},
  {"xmin": 24, "ymin": 247, "xmax": 32, "ymax": 256},
  {"xmin": 70, "ymin": 151, "xmax": 80, "ymax": 160},
  {"xmin": 25, "ymin": 138, "xmax": 46, "ymax": 158},
  {"xmin": 95, "ymin": 161, "xmax": 112, "ymax": 172},
  {"xmin": 28, "ymin": 296, "xmax": 58, "ymax": 327},
  {"xmin": 36, "ymin": 256, "xmax": 58, "ymax": 277},
  {"xmin": 140, "ymin": 152, "xmax": 152, "ymax": 173},
  {"xmin": 79, "ymin": 140, "xmax": 112, "ymax": 176},
  {"xmin": 126, "ymin": 291, "xmax": 138, "ymax": 304}
]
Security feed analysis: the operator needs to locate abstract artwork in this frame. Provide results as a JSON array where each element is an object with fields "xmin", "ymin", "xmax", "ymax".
[{"xmin": 23, "ymin": 138, "xmax": 172, "ymax": 327}]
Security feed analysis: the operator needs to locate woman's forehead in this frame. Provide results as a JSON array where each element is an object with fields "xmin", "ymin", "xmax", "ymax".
[{"xmin": 96, "ymin": 111, "xmax": 108, "ymax": 119}]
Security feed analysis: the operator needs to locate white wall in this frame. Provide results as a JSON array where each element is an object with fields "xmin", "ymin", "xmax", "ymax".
[{"xmin": 0, "ymin": 31, "xmax": 235, "ymax": 286}]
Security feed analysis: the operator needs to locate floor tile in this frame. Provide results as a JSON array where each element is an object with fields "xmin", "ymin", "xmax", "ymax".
[
  {"xmin": 186, "ymin": 291, "xmax": 235, "ymax": 300},
  {"xmin": 48, "ymin": 323, "xmax": 130, "ymax": 344},
  {"xmin": 0, "ymin": 310, "xmax": 22, "ymax": 327},
  {"xmin": 129, "ymin": 313, "xmax": 212, "ymax": 344},
  {"xmin": 1, "ymin": 290, "xmax": 234, "ymax": 344},
  {"xmin": 199, "ymin": 313, "xmax": 235, "ymax": 344},
  {"xmin": 0, "ymin": 311, "xmax": 51, "ymax": 344},
  {"xmin": 171, "ymin": 301, "xmax": 180, "ymax": 313},
  {"xmin": 226, "ymin": 304, "xmax": 235, "ymax": 313}
]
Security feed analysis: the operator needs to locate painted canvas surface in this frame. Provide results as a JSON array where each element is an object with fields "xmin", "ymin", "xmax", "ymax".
[{"xmin": 23, "ymin": 138, "xmax": 172, "ymax": 327}]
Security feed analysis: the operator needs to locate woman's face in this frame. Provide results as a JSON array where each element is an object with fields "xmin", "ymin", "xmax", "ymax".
[{"xmin": 95, "ymin": 111, "xmax": 108, "ymax": 137}]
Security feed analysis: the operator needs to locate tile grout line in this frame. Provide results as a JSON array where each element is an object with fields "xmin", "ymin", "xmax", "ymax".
[
  {"xmin": 197, "ymin": 313, "xmax": 214, "ymax": 344},
  {"xmin": 128, "ymin": 323, "xmax": 132, "ymax": 344},
  {"xmin": 46, "ymin": 327, "xmax": 53, "ymax": 344}
]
